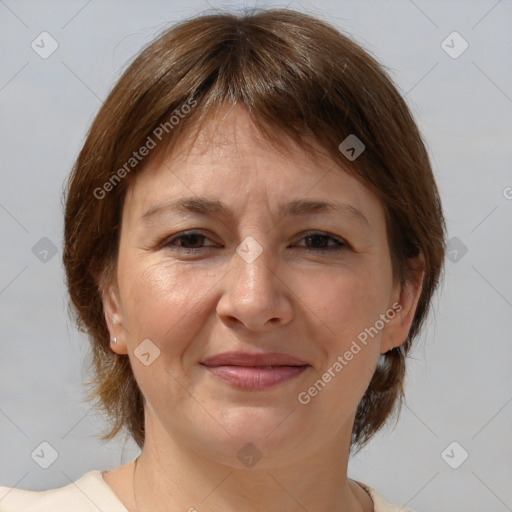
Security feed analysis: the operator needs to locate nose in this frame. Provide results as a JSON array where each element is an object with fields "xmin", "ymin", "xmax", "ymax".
[{"xmin": 216, "ymin": 243, "xmax": 294, "ymax": 332}]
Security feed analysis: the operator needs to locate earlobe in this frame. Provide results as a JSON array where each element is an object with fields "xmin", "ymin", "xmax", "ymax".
[{"xmin": 380, "ymin": 256, "xmax": 425, "ymax": 354}]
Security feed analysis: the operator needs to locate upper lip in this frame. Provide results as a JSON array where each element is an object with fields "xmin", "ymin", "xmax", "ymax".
[{"xmin": 201, "ymin": 352, "xmax": 309, "ymax": 367}]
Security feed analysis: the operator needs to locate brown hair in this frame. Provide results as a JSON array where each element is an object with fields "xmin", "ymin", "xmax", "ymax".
[{"xmin": 63, "ymin": 7, "xmax": 446, "ymax": 451}]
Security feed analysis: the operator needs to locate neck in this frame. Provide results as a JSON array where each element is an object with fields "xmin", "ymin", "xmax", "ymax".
[{"xmin": 131, "ymin": 415, "xmax": 372, "ymax": 512}]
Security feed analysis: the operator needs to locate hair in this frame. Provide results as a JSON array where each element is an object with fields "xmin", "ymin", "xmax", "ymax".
[{"xmin": 63, "ymin": 7, "xmax": 446, "ymax": 452}]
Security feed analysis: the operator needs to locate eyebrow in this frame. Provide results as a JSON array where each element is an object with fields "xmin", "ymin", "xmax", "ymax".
[{"xmin": 142, "ymin": 197, "xmax": 370, "ymax": 228}]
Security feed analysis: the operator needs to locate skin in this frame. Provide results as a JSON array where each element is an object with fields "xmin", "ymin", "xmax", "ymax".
[{"xmin": 101, "ymin": 103, "xmax": 424, "ymax": 512}]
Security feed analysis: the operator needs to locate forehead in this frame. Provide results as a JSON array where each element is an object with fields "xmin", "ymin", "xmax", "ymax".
[
  {"xmin": 123, "ymin": 104, "xmax": 386, "ymax": 229},
  {"xmin": 163, "ymin": 103, "xmax": 330, "ymax": 164}
]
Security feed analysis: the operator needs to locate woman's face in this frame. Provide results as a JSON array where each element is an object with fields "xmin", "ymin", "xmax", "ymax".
[{"xmin": 105, "ymin": 104, "xmax": 420, "ymax": 467}]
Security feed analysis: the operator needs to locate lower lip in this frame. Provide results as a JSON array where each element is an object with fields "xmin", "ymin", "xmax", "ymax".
[{"xmin": 202, "ymin": 365, "xmax": 309, "ymax": 390}]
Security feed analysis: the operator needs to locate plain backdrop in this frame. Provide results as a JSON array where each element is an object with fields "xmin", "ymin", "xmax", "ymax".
[{"xmin": 0, "ymin": 1, "xmax": 511, "ymax": 511}]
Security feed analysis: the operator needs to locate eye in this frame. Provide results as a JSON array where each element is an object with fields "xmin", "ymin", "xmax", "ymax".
[
  {"xmin": 293, "ymin": 232, "xmax": 347, "ymax": 252},
  {"xmin": 162, "ymin": 231, "xmax": 218, "ymax": 253}
]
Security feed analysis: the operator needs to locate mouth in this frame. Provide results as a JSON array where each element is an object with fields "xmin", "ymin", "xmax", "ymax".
[{"xmin": 200, "ymin": 352, "xmax": 310, "ymax": 390}]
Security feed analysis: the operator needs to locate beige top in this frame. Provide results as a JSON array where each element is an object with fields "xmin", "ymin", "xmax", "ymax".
[{"xmin": 0, "ymin": 471, "xmax": 413, "ymax": 512}]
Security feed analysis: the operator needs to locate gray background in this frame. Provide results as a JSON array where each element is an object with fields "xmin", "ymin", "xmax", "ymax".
[{"xmin": 0, "ymin": 1, "xmax": 511, "ymax": 511}]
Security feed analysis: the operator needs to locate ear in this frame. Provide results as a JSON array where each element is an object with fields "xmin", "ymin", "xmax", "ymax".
[
  {"xmin": 380, "ymin": 254, "xmax": 425, "ymax": 354},
  {"xmin": 101, "ymin": 277, "xmax": 129, "ymax": 355}
]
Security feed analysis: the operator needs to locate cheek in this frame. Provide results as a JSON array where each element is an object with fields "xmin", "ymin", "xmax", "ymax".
[
  {"xmin": 295, "ymin": 267, "xmax": 389, "ymax": 417},
  {"xmin": 118, "ymin": 256, "xmax": 210, "ymax": 348},
  {"xmin": 304, "ymin": 261, "xmax": 393, "ymax": 346},
  {"xmin": 117, "ymin": 259, "xmax": 214, "ymax": 406},
  {"xmin": 296, "ymin": 258, "xmax": 393, "ymax": 404}
]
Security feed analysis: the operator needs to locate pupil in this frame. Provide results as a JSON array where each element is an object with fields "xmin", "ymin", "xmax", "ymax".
[
  {"xmin": 307, "ymin": 235, "xmax": 326, "ymax": 248},
  {"xmin": 186, "ymin": 234, "xmax": 202, "ymax": 247}
]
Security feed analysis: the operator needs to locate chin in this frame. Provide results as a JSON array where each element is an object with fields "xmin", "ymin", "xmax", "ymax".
[{"xmin": 209, "ymin": 406, "xmax": 307, "ymax": 459}]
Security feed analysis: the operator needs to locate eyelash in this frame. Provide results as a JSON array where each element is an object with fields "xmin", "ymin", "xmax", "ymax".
[{"xmin": 160, "ymin": 230, "xmax": 347, "ymax": 254}]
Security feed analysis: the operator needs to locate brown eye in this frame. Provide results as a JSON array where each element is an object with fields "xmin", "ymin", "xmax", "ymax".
[
  {"xmin": 163, "ymin": 231, "xmax": 218, "ymax": 252},
  {"xmin": 294, "ymin": 232, "xmax": 347, "ymax": 252},
  {"xmin": 172, "ymin": 233, "xmax": 207, "ymax": 248}
]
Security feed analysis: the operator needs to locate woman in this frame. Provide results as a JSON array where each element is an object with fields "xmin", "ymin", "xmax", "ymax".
[{"xmin": 0, "ymin": 7, "xmax": 445, "ymax": 512}]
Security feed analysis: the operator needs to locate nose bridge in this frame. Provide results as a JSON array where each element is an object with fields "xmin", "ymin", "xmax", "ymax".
[
  {"xmin": 217, "ymin": 236, "xmax": 293, "ymax": 330},
  {"xmin": 233, "ymin": 238, "xmax": 279, "ymax": 305}
]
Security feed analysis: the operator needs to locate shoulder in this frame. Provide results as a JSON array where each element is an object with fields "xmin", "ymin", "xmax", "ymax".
[
  {"xmin": 0, "ymin": 470, "xmax": 127, "ymax": 512},
  {"xmin": 357, "ymin": 481, "xmax": 419, "ymax": 512}
]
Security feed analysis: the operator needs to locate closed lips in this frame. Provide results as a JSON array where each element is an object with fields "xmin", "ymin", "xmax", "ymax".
[
  {"xmin": 200, "ymin": 352, "xmax": 311, "ymax": 390},
  {"xmin": 200, "ymin": 352, "xmax": 310, "ymax": 367}
]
